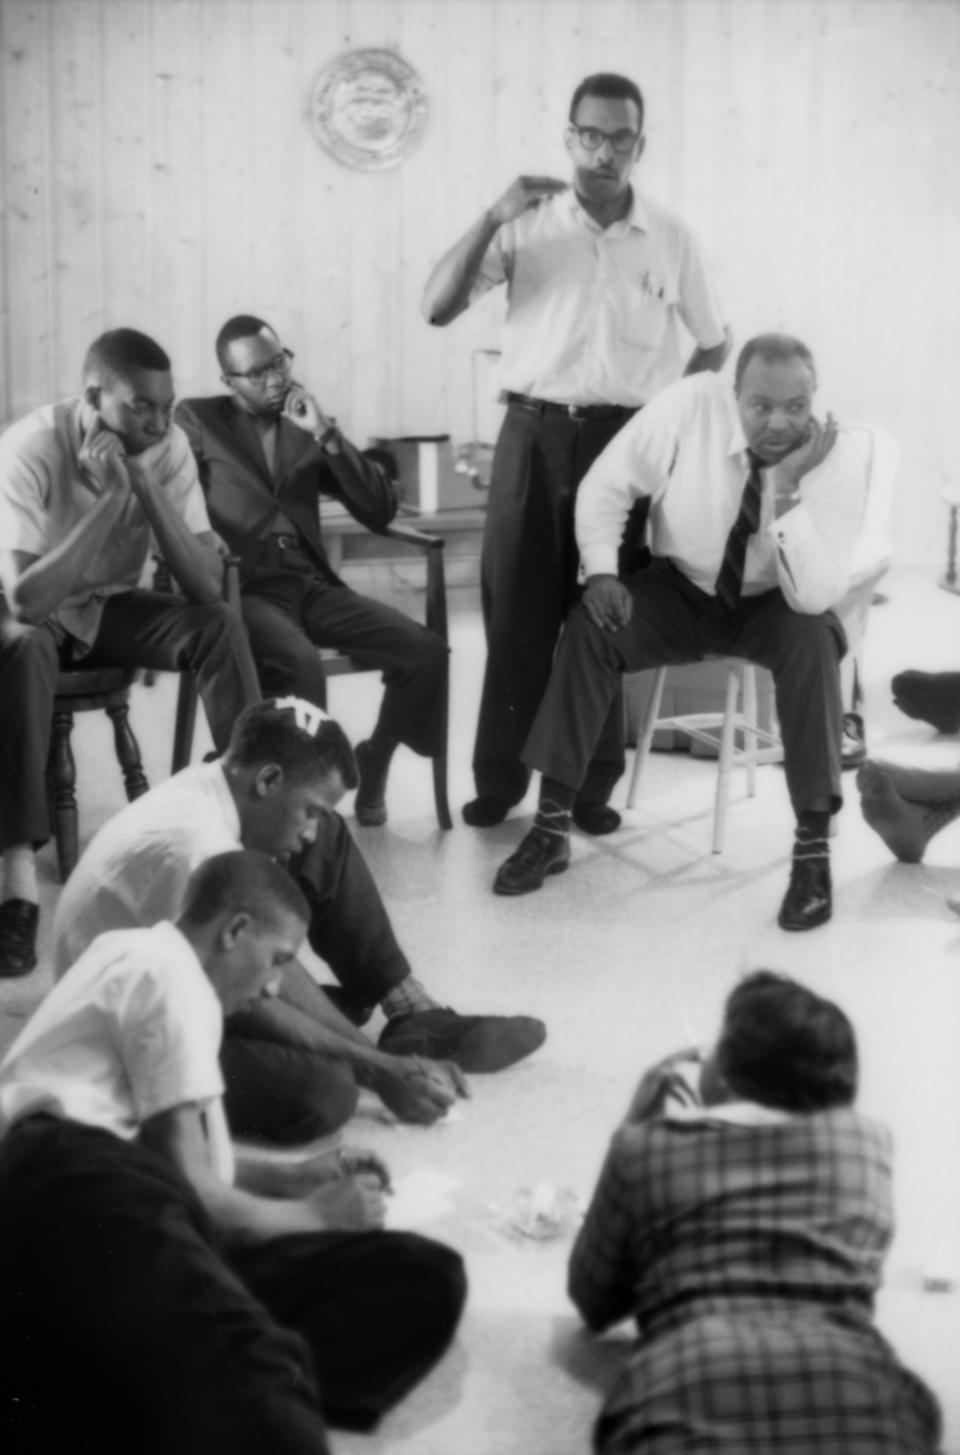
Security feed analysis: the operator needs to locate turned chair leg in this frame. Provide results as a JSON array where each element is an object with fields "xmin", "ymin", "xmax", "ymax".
[
  {"xmin": 107, "ymin": 700, "xmax": 149, "ymax": 801},
  {"xmin": 433, "ymin": 660, "xmax": 453, "ymax": 831},
  {"xmin": 48, "ymin": 707, "xmax": 79, "ymax": 883}
]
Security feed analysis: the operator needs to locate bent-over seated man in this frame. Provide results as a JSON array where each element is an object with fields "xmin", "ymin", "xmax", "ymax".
[
  {"xmin": 493, "ymin": 333, "xmax": 871, "ymax": 931},
  {"xmin": 0, "ymin": 851, "xmax": 467, "ymax": 1454},
  {"xmin": 0, "ymin": 327, "xmax": 261, "ymax": 977},
  {"xmin": 176, "ymin": 315, "xmax": 448, "ymax": 827},
  {"xmin": 53, "ymin": 698, "xmax": 546, "ymax": 1144}
]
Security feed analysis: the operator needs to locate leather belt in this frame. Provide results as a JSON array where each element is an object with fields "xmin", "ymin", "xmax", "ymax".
[{"xmin": 503, "ymin": 390, "xmax": 638, "ymax": 423}]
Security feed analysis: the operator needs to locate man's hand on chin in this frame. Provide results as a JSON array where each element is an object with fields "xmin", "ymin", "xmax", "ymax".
[{"xmin": 779, "ymin": 412, "xmax": 838, "ymax": 489}]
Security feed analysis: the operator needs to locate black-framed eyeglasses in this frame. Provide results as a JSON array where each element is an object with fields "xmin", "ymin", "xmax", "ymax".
[
  {"xmin": 570, "ymin": 125, "xmax": 640, "ymax": 154},
  {"xmin": 225, "ymin": 349, "xmax": 294, "ymax": 386}
]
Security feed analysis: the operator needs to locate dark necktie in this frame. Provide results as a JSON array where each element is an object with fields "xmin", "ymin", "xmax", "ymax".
[{"xmin": 714, "ymin": 450, "xmax": 765, "ymax": 611}]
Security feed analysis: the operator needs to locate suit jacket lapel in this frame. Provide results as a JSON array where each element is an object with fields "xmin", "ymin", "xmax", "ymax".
[
  {"xmin": 218, "ymin": 398, "xmax": 275, "ymax": 490},
  {"xmin": 274, "ymin": 416, "xmax": 316, "ymax": 495}
]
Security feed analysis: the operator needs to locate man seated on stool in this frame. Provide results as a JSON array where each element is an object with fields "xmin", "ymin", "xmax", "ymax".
[
  {"xmin": 0, "ymin": 851, "xmax": 467, "ymax": 1453},
  {"xmin": 53, "ymin": 698, "xmax": 546, "ymax": 1145},
  {"xmin": 0, "ymin": 327, "xmax": 261, "ymax": 979},
  {"xmin": 175, "ymin": 315, "xmax": 447, "ymax": 828},
  {"xmin": 493, "ymin": 334, "xmax": 871, "ymax": 932}
]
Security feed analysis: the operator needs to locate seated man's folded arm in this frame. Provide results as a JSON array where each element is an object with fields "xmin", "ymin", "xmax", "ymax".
[
  {"xmin": 769, "ymin": 432, "xmax": 871, "ymax": 615},
  {"xmin": 320, "ymin": 434, "xmax": 398, "ymax": 532},
  {"xmin": 140, "ymin": 1102, "xmax": 328, "ymax": 1245}
]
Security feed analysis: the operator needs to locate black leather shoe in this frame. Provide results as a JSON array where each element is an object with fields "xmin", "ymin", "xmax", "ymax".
[
  {"xmin": 379, "ymin": 1007, "xmax": 547, "ymax": 1073},
  {"xmin": 493, "ymin": 828, "xmax": 571, "ymax": 896},
  {"xmin": 572, "ymin": 803, "xmax": 622, "ymax": 835},
  {"xmin": 777, "ymin": 857, "xmax": 832, "ymax": 932},
  {"xmin": 0, "ymin": 899, "xmax": 39, "ymax": 977},
  {"xmin": 463, "ymin": 795, "xmax": 511, "ymax": 828},
  {"xmin": 354, "ymin": 740, "xmax": 390, "ymax": 827}
]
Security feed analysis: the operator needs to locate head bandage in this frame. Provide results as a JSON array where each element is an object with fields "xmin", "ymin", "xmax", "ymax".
[{"xmin": 271, "ymin": 696, "xmax": 330, "ymax": 737}]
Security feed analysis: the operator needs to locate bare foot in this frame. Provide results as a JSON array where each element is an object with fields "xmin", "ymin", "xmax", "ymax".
[{"xmin": 856, "ymin": 764, "xmax": 929, "ymax": 862}]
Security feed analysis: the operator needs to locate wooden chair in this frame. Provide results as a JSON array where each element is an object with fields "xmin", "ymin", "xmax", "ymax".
[
  {"xmin": 624, "ymin": 424, "xmax": 899, "ymax": 852},
  {"xmin": 310, "ymin": 521, "xmax": 452, "ymax": 832},
  {"xmin": 170, "ymin": 531, "xmax": 453, "ymax": 831},
  {"xmin": 47, "ymin": 666, "xmax": 149, "ymax": 882}
]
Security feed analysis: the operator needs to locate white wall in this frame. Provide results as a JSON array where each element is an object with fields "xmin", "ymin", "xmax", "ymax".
[{"xmin": 1, "ymin": 0, "xmax": 958, "ymax": 567}]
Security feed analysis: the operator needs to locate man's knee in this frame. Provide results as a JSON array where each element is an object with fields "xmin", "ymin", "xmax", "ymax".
[
  {"xmin": 384, "ymin": 1233, "xmax": 468, "ymax": 1344},
  {"xmin": 270, "ymin": 1057, "xmax": 360, "ymax": 1145},
  {"xmin": 776, "ymin": 611, "xmax": 845, "ymax": 672},
  {"xmin": 0, "ymin": 614, "xmax": 59, "ymax": 685}
]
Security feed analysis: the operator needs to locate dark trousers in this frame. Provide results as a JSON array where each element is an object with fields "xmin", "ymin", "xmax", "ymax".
[
  {"xmin": 0, "ymin": 589, "xmax": 260, "ymax": 850},
  {"xmin": 219, "ymin": 810, "xmax": 413, "ymax": 1143},
  {"xmin": 473, "ymin": 403, "xmax": 636, "ymax": 806},
  {"xmin": 0, "ymin": 1118, "xmax": 467, "ymax": 1455},
  {"xmin": 523, "ymin": 560, "xmax": 846, "ymax": 817},
  {"xmin": 241, "ymin": 544, "xmax": 447, "ymax": 756}
]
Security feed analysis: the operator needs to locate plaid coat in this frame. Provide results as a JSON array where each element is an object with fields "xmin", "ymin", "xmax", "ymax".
[{"xmin": 569, "ymin": 1107, "xmax": 942, "ymax": 1454}]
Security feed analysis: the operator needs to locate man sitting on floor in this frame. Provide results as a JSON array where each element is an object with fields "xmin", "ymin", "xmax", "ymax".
[
  {"xmin": 0, "ymin": 851, "xmax": 467, "ymax": 1454},
  {"xmin": 0, "ymin": 327, "xmax": 261, "ymax": 978},
  {"xmin": 175, "ymin": 315, "xmax": 448, "ymax": 827},
  {"xmin": 492, "ymin": 334, "xmax": 872, "ymax": 932},
  {"xmin": 53, "ymin": 697, "xmax": 546, "ymax": 1144}
]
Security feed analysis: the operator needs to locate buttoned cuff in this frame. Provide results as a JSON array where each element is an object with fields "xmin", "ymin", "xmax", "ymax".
[{"xmin": 580, "ymin": 545, "xmax": 621, "ymax": 579}]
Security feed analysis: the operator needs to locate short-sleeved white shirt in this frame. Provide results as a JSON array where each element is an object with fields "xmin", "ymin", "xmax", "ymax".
[
  {"xmin": 0, "ymin": 399, "xmax": 212, "ymax": 645},
  {"xmin": 0, "ymin": 922, "xmax": 229, "ymax": 1177},
  {"xmin": 472, "ymin": 190, "xmax": 727, "ymax": 407},
  {"xmin": 52, "ymin": 762, "xmax": 241, "ymax": 979}
]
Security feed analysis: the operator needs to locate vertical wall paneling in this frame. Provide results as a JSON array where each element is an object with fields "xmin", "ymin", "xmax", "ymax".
[{"xmin": 1, "ymin": 0, "xmax": 958, "ymax": 564}]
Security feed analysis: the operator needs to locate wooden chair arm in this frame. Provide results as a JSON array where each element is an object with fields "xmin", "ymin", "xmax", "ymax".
[{"xmin": 372, "ymin": 525, "xmax": 448, "ymax": 645}]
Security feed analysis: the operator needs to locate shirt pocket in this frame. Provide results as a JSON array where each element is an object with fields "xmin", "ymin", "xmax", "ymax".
[{"xmin": 619, "ymin": 269, "xmax": 674, "ymax": 353}]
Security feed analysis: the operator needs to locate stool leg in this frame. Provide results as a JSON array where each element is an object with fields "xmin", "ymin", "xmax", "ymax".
[
  {"xmin": 432, "ymin": 662, "xmax": 453, "ymax": 831},
  {"xmin": 48, "ymin": 707, "xmax": 78, "ymax": 883},
  {"xmin": 107, "ymin": 701, "xmax": 149, "ymax": 801},
  {"xmin": 742, "ymin": 664, "xmax": 758, "ymax": 799},
  {"xmin": 626, "ymin": 667, "xmax": 668, "ymax": 809},
  {"xmin": 713, "ymin": 667, "xmax": 741, "ymax": 853}
]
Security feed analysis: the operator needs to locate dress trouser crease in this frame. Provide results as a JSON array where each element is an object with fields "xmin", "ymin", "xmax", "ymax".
[
  {"xmin": 522, "ymin": 560, "xmax": 846, "ymax": 817},
  {"xmin": 473, "ymin": 403, "xmax": 635, "ymax": 806}
]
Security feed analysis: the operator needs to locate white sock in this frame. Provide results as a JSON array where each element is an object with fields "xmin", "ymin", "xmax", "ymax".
[{"xmin": 2, "ymin": 846, "xmax": 38, "ymax": 905}]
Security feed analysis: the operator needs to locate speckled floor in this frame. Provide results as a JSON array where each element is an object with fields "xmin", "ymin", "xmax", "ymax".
[{"xmin": 3, "ymin": 565, "xmax": 958, "ymax": 1454}]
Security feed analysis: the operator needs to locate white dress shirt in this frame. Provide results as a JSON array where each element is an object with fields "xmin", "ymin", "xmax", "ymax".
[
  {"xmin": 576, "ymin": 373, "xmax": 872, "ymax": 615},
  {"xmin": 471, "ymin": 191, "xmax": 727, "ymax": 407},
  {"xmin": 0, "ymin": 921, "xmax": 233, "ymax": 1182},
  {"xmin": 52, "ymin": 762, "xmax": 242, "ymax": 979}
]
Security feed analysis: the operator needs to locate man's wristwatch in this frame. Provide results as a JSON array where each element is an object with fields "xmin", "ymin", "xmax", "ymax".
[{"xmin": 315, "ymin": 425, "xmax": 339, "ymax": 452}]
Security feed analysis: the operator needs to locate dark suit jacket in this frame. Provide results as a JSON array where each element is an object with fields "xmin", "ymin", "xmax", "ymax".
[{"xmin": 175, "ymin": 395, "xmax": 397, "ymax": 585}]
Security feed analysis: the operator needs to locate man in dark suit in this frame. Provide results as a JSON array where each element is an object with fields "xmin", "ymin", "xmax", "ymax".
[{"xmin": 176, "ymin": 316, "xmax": 447, "ymax": 827}]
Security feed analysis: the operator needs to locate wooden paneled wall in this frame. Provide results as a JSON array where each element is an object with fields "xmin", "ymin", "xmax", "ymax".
[{"xmin": 1, "ymin": 0, "xmax": 958, "ymax": 565}]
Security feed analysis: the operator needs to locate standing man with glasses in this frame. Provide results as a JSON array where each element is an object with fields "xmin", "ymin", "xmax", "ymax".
[
  {"xmin": 0, "ymin": 328, "xmax": 261, "ymax": 977},
  {"xmin": 423, "ymin": 73, "xmax": 731, "ymax": 832},
  {"xmin": 176, "ymin": 317, "xmax": 447, "ymax": 828}
]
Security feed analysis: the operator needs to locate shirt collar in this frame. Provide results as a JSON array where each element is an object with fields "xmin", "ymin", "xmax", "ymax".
[
  {"xmin": 567, "ymin": 185, "xmax": 646, "ymax": 235},
  {"xmin": 664, "ymin": 1099, "xmax": 793, "ymax": 1127},
  {"xmin": 207, "ymin": 761, "xmax": 243, "ymax": 843}
]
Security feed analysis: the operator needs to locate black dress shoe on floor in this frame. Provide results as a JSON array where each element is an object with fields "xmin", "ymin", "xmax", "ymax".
[
  {"xmin": 493, "ymin": 828, "xmax": 571, "ymax": 896},
  {"xmin": 572, "ymin": 804, "xmax": 622, "ymax": 835},
  {"xmin": 777, "ymin": 857, "xmax": 832, "ymax": 932},
  {"xmin": 0, "ymin": 898, "xmax": 39, "ymax": 977},
  {"xmin": 463, "ymin": 795, "xmax": 511, "ymax": 827},
  {"xmin": 378, "ymin": 1007, "xmax": 547, "ymax": 1073},
  {"xmin": 354, "ymin": 740, "xmax": 389, "ymax": 827}
]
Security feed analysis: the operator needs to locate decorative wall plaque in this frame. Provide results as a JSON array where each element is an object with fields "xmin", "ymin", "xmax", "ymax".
[{"xmin": 309, "ymin": 48, "xmax": 428, "ymax": 171}]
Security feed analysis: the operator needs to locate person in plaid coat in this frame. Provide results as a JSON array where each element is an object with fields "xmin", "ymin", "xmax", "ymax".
[{"xmin": 569, "ymin": 972, "xmax": 942, "ymax": 1454}]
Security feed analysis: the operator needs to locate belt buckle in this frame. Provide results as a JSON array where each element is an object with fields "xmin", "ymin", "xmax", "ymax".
[{"xmin": 568, "ymin": 404, "xmax": 587, "ymax": 422}]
